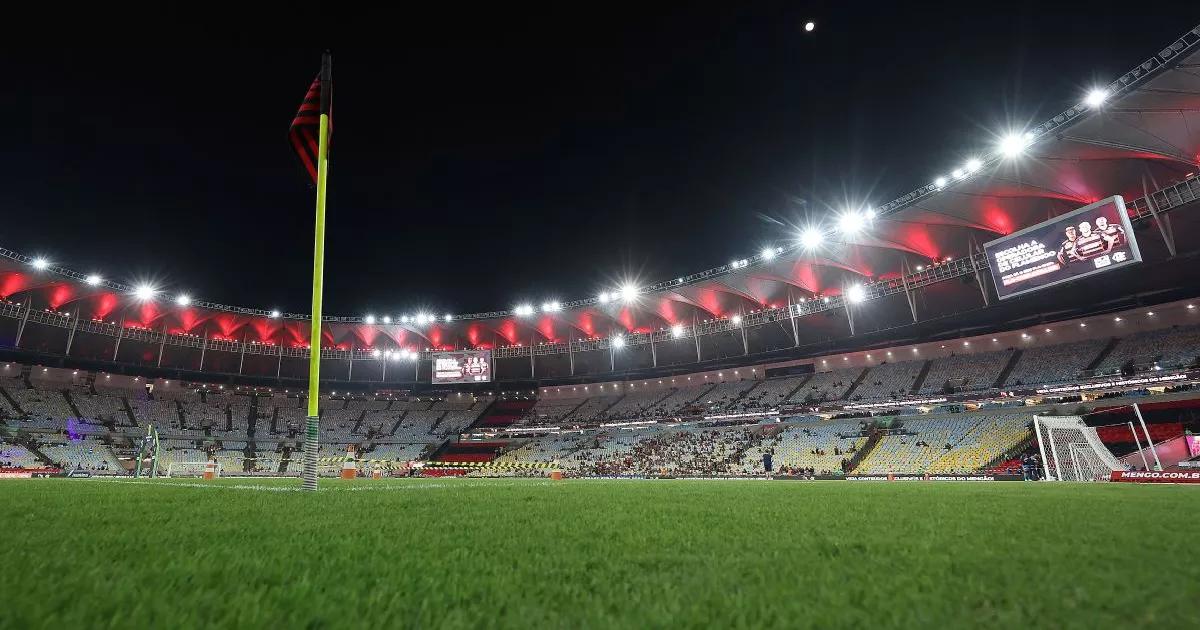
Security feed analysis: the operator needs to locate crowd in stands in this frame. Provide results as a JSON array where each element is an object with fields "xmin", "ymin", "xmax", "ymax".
[
  {"xmin": 0, "ymin": 371, "xmax": 491, "ymax": 474},
  {"xmin": 0, "ymin": 320, "xmax": 1197, "ymax": 477}
]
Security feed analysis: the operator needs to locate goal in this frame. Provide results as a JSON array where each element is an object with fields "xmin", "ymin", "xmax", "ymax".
[
  {"xmin": 165, "ymin": 461, "xmax": 221, "ymax": 478},
  {"xmin": 1033, "ymin": 415, "xmax": 1126, "ymax": 481}
]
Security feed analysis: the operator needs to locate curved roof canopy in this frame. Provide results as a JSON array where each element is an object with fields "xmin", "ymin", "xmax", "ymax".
[{"xmin": 2, "ymin": 26, "xmax": 1198, "ymax": 352}]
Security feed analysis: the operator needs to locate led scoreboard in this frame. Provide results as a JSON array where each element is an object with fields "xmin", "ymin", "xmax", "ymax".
[
  {"xmin": 432, "ymin": 350, "xmax": 492, "ymax": 384},
  {"xmin": 984, "ymin": 195, "xmax": 1141, "ymax": 300}
]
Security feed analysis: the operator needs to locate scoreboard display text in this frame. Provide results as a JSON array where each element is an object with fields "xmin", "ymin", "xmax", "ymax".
[
  {"xmin": 432, "ymin": 350, "xmax": 492, "ymax": 384},
  {"xmin": 984, "ymin": 195, "xmax": 1141, "ymax": 300}
]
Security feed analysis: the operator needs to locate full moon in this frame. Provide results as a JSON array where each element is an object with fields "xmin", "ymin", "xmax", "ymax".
[{"xmin": 804, "ymin": 21, "xmax": 815, "ymax": 32}]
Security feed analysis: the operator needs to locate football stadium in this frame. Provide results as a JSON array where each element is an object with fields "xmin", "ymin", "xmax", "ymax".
[{"xmin": 4, "ymin": 17, "xmax": 1200, "ymax": 629}]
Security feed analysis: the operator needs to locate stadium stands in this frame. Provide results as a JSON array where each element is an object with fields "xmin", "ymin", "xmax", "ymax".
[
  {"xmin": 40, "ymin": 438, "xmax": 121, "ymax": 472},
  {"xmin": 741, "ymin": 375, "xmax": 808, "ymax": 408},
  {"xmin": 0, "ymin": 441, "xmax": 44, "ymax": 468},
  {"xmin": 1005, "ymin": 338, "xmax": 1108, "ymax": 386},
  {"xmin": 741, "ymin": 420, "xmax": 866, "ymax": 474},
  {"xmin": 0, "ymin": 305, "xmax": 1197, "ymax": 479},
  {"xmin": 1095, "ymin": 324, "xmax": 1200, "ymax": 373},
  {"xmin": 695, "ymin": 379, "xmax": 759, "ymax": 412},
  {"xmin": 919, "ymin": 349, "xmax": 1013, "ymax": 395},
  {"xmin": 851, "ymin": 361, "xmax": 925, "ymax": 402},
  {"xmin": 789, "ymin": 367, "xmax": 859, "ymax": 403},
  {"xmin": 854, "ymin": 415, "xmax": 1030, "ymax": 474}
]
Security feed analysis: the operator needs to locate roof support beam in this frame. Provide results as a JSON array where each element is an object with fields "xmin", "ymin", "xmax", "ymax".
[
  {"xmin": 970, "ymin": 236, "xmax": 991, "ymax": 306},
  {"xmin": 786, "ymin": 293, "xmax": 800, "ymax": 347},
  {"xmin": 1142, "ymin": 175, "xmax": 1177, "ymax": 257},
  {"xmin": 900, "ymin": 260, "xmax": 919, "ymax": 324}
]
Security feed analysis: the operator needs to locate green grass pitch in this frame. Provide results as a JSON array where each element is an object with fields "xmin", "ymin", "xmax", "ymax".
[{"xmin": 1, "ymin": 477, "xmax": 1197, "ymax": 628}]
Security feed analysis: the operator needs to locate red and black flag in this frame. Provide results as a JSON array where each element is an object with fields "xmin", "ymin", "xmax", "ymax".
[{"xmin": 288, "ymin": 53, "xmax": 332, "ymax": 184}]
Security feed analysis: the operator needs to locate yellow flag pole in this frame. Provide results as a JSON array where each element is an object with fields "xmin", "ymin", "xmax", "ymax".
[{"xmin": 302, "ymin": 53, "xmax": 332, "ymax": 491}]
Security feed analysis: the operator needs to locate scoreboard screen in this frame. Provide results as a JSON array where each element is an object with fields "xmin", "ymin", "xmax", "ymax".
[
  {"xmin": 431, "ymin": 350, "xmax": 492, "ymax": 384},
  {"xmin": 984, "ymin": 195, "xmax": 1141, "ymax": 300}
]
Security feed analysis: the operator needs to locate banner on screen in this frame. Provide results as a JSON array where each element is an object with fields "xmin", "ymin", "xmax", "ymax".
[
  {"xmin": 432, "ymin": 350, "xmax": 492, "ymax": 384},
  {"xmin": 984, "ymin": 196, "xmax": 1141, "ymax": 300}
]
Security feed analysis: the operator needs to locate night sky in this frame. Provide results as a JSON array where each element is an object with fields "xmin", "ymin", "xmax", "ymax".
[{"xmin": 3, "ymin": 6, "xmax": 1186, "ymax": 318}]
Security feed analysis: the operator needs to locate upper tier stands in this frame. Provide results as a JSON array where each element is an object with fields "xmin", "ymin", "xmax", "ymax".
[
  {"xmin": 919, "ymin": 349, "xmax": 1013, "ymax": 395},
  {"xmin": 741, "ymin": 375, "xmax": 807, "ymax": 408},
  {"xmin": 1095, "ymin": 324, "xmax": 1200, "ymax": 373},
  {"xmin": 850, "ymin": 361, "xmax": 925, "ymax": 402},
  {"xmin": 789, "ymin": 367, "xmax": 860, "ymax": 403},
  {"xmin": 1005, "ymin": 338, "xmax": 1108, "ymax": 387}
]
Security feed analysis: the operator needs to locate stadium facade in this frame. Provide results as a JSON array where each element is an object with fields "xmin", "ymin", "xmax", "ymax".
[{"xmin": 0, "ymin": 26, "xmax": 1198, "ymax": 392}]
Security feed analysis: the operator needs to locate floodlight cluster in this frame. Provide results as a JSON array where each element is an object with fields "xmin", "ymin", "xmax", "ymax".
[
  {"xmin": 930, "ymin": 87, "xmax": 1106, "ymax": 190},
  {"xmin": 17, "ymin": 81, "xmax": 1123, "ymax": 328}
]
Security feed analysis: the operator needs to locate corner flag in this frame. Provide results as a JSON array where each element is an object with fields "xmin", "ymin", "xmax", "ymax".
[{"xmin": 290, "ymin": 52, "xmax": 332, "ymax": 491}]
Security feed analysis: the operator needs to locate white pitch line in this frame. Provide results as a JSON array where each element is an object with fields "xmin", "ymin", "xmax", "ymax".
[
  {"xmin": 92, "ymin": 479, "xmax": 304, "ymax": 492},
  {"xmin": 90, "ymin": 478, "xmax": 552, "ymax": 493},
  {"xmin": 341, "ymin": 480, "xmax": 551, "ymax": 492}
]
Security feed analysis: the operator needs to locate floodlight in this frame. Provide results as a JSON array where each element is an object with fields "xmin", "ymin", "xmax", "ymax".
[
  {"xmin": 381, "ymin": 316, "xmax": 392, "ymax": 324},
  {"xmin": 31, "ymin": 257, "xmax": 49, "ymax": 270},
  {"xmin": 401, "ymin": 315, "xmax": 410, "ymax": 323},
  {"xmin": 175, "ymin": 294, "xmax": 192, "ymax": 306},
  {"xmin": 846, "ymin": 284, "xmax": 866, "ymax": 304},
  {"xmin": 598, "ymin": 292, "xmax": 610, "ymax": 304},
  {"xmin": 270, "ymin": 309, "xmax": 281, "ymax": 319},
  {"xmin": 364, "ymin": 314, "xmax": 377, "ymax": 325},
  {"xmin": 620, "ymin": 285, "xmax": 638, "ymax": 302},
  {"xmin": 1085, "ymin": 88, "xmax": 1109, "ymax": 108},
  {"xmin": 371, "ymin": 349, "xmax": 381, "ymax": 358},
  {"xmin": 800, "ymin": 227, "xmax": 824, "ymax": 250},
  {"xmin": 515, "ymin": 304, "xmax": 534, "ymax": 317},
  {"xmin": 999, "ymin": 132, "xmax": 1033, "ymax": 158},
  {"xmin": 444, "ymin": 314, "xmax": 452, "ymax": 322},
  {"xmin": 965, "ymin": 158, "xmax": 982, "ymax": 173},
  {"xmin": 731, "ymin": 314, "xmax": 743, "ymax": 326},
  {"xmin": 133, "ymin": 284, "xmax": 157, "ymax": 301},
  {"xmin": 952, "ymin": 168, "xmax": 966, "ymax": 179},
  {"xmin": 671, "ymin": 324, "xmax": 684, "ymax": 338},
  {"xmin": 85, "ymin": 274, "xmax": 102, "ymax": 286},
  {"xmin": 542, "ymin": 301, "xmax": 561, "ymax": 312},
  {"xmin": 934, "ymin": 177, "xmax": 948, "ymax": 189},
  {"xmin": 611, "ymin": 335, "xmax": 625, "ymax": 349},
  {"xmin": 837, "ymin": 211, "xmax": 866, "ymax": 236}
]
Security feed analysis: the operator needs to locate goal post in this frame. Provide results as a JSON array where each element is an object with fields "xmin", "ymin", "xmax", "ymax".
[
  {"xmin": 1033, "ymin": 415, "xmax": 1126, "ymax": 481},
  {"xmin": 165, "ymin": 461, "xmax": 221, "ymax": 478}
]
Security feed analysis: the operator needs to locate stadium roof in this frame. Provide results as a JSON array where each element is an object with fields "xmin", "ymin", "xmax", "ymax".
[{"xmin": 1, "ymin": 25, "xmax": 1198, "ymax": 354}]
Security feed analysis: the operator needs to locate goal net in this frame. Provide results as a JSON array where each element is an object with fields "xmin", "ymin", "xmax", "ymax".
[
  {"xmin": 165, "ymin": 461, "xmax": 221, "ymax": 478},
  {"xmin": 1033, "ymin": 415, "xmax": 1126, "ymax": 481}
]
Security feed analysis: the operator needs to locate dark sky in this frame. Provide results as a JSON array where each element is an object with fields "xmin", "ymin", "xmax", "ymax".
[{"xmin": 4, "ymin": 5, "xmax": 1188, "ymax": 318}]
